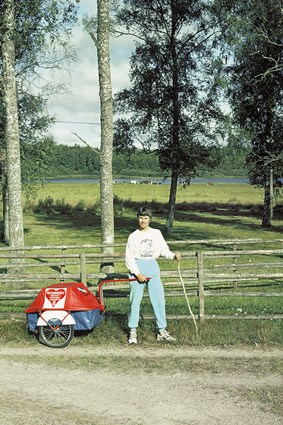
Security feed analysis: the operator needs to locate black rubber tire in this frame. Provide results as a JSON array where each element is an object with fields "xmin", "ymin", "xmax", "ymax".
[{"xmin": 39, "ymin": 318, "xmax": 74, "ymax": 348}]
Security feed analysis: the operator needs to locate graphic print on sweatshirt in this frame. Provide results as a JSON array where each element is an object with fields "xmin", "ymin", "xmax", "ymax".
[{"xmin": 140, "ymin": 238, "xmax": 154, "ymax": 258}]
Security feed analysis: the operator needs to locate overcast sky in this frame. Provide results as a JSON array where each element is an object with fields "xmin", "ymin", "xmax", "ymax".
[{"xmin": 45, "ymin": 0, "xmax": 134, "ymax": 148}]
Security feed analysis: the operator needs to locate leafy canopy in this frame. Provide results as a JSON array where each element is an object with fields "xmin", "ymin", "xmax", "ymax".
[{"xmin": 114, "ymin": 0, "xmax": 226, "ymax": 179}]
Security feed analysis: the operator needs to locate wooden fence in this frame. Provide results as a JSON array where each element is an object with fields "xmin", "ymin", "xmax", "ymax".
[{"xmin": 0, "ymin": 238, "xmax": 282, "ymax": 321}]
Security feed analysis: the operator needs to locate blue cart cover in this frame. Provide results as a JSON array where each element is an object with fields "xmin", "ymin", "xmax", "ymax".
[{"xmin": 27, "ymin": 308, "xmax": 103, "ymax": 332}]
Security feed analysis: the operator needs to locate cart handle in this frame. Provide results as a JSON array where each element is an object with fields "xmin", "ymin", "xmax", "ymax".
[{"xmin": 97, "ymin": 277, "xmax": 150, "ymax": 307}]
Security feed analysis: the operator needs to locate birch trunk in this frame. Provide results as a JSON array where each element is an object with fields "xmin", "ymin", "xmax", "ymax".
[
  {"xmin": 2, "ymin": 0, "xmax": 24, "ymax": 250},
  {"xmin": 97, "ymin": 0, "xmax": 114, "ymax": 271}
]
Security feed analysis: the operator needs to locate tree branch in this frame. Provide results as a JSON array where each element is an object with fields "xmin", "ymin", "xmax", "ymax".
[{"xmin": 71, "ymin": 132, "xmax": 94, "ymax": 149}]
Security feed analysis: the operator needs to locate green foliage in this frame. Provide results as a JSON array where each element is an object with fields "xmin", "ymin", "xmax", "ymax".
[
  {"xmin": 223, "ymin": 0, "xmax": 283, "ymax": 185},
  {"xmin": 0, "ymin": 1, "xmax": 80, "ymax": 201},
  {"xmin": 0, "ymin": 89, "xmax": 57, "ymax": 199},
  {"xmin": 199, "ymin": 130, "xmax": 250, "ymax": 177},
  {"xmin": 0, "ymin": 0, "xmax": 79, "ymax": 67},
  {"xmin": 31, "ymin": 196, "xmax": 92, "ymax": 215},
  {"xmin": 47, "ymin": 144, "xmax": 101, "ymax": 177},
  {"xmin": 43, "ymin": 142, "xmax": 248, "ymax": 178},
  {"xmin": 22, "ymin": 137, "xmax": 56, "ymax": 189},
  {"xmin": 114, "ymin": 0, "xmax": 226, "ymax": 180},
  {"xmin": 45, "ymin": 144, "xmax": 160, "ymax": 177}
]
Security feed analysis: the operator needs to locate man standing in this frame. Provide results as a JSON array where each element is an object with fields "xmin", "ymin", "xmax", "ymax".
[{"xmin": 125, "ymin": 206, "xmax": 181, "ymax": 344}]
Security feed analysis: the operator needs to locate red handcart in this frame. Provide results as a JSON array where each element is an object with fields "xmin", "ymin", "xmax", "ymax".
[{"xmin": 25, "ymin": 274, "xmax": 134, "ymax": 348}]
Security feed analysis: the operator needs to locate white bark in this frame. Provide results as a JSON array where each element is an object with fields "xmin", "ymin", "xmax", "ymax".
[
  {"xmin": 97, "ymin": 0, "xmax": 114, "ymax": 268},
  {"xmin": 2, "ymin": 0, "xmax": 24, "ymax": 248}
]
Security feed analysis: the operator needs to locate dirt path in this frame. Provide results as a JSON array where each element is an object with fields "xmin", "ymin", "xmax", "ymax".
[{"xmin": 0, "ymin": 345, "xmax": 282, "ymax": 425}]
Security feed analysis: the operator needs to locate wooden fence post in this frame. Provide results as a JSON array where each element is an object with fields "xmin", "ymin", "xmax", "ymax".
[
  {"xmin": 232, "ymin": 243, "xmax": 238, "ymax": 289},
  {"xmin": 197, "ymin": 251, "xmax": 205, "ymax": 323},
  {"xmin": 60, "ymin": 247, "xmax": 66, "ymax": 281},
  {"xmin": 80, "ymin": 253, "xmax": 86, "ymax": 284}
]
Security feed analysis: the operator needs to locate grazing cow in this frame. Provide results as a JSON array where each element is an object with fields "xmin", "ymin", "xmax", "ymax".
[
  {"xmin": 179, "ymin": 180, "xmax": 190, "ymax": 188},
  {"xmin": 274, "ymin": 179, "xmax": 282, "ymax": 197}
]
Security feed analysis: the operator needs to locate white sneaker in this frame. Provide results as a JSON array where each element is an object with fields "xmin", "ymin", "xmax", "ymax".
[
  {"xmin": 128, "ymin": 329, "xmax": 137, "ymax": 344},
  {"xmin": 157, "ymin": 330, "xmax": 176, "ymax": 342}
]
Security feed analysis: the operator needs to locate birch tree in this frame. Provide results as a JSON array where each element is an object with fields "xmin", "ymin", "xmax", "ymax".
[
  {"xmin": 0, "ymin": 0, "xmax": 79, "ymax": 244},
  {"xmin": 114, "ymin": 0, "xmax": 225, "ymax": 234},
  {"xmin": 84, "ymin": 0, "xmax": 114, "ymax": 267},
  {"xmin": 2, "ymin": 0, "xmax": 24, "ymax": 247},
  {"xmin": 97, "ymin": 0, "xmax": 114, "ymax": 256},
  {"xmin": 217, "ymin": 0, "xmax": 283, "ymax": 227}
]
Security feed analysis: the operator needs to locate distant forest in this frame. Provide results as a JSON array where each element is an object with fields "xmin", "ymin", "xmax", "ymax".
[{"xmin": 46, "ymin": 143, "xmax": 249, "ymax": 179}]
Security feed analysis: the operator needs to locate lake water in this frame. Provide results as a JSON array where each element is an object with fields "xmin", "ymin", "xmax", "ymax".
[{"xmin": 46, "ymin": 177, "xmax": 249, "ymax": 184}]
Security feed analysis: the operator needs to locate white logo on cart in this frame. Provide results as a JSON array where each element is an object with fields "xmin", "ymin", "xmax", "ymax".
[
  {"xmin": 43, "ymin": 288, "xmax": 66, "ymax": 308},
  {"xmin": 77, "ymin": 286, "xmax": 88, "ymax": 294}
]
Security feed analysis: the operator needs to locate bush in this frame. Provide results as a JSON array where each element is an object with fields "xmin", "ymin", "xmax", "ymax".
[{"xmin": 33, "ymin": 197, "xmax": 72, "ymax": 214}]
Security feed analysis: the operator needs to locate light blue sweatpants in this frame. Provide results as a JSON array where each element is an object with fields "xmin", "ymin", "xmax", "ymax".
[{"xmin": 128, "ymin": 258, "xmax": 167, "ymax": 330}]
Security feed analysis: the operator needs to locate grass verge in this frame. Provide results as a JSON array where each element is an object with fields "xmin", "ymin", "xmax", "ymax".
[{"xmin": 0, "ymin": 315, "xmax": 282, "ymax": 347}]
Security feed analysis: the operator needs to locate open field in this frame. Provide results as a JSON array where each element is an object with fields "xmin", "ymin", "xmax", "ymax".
[
  {"xmin": 0, "ymin": 181, "xmax": 282, "ymax": 347},
  {"xmin": 18, "ymin": 181, "xmax": 283, "ymax": 247},
  {"xmin": 25, "ymin": 180, "xmax": 276, "ymax": 209}
]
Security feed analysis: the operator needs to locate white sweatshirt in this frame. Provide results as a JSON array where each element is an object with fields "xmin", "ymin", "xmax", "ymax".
[{"xmin": 125, "ymin": 227, "xmax": 175, "ymax": 276}]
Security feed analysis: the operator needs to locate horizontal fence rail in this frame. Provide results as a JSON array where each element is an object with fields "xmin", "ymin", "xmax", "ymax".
[{"xmin": 0, "ymin": 239, "xmax": 282, "ymax": 322}]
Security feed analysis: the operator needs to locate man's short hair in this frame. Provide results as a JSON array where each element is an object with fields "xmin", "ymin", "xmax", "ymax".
[{"xmin": 137, "ymin": 206, "xmax": 152, "ymax": 218}]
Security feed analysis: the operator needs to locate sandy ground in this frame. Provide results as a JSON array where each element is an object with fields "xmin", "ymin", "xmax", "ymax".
[{"xmin": 0, "ymin": 345, "xmax": 282, "ymax": 425}]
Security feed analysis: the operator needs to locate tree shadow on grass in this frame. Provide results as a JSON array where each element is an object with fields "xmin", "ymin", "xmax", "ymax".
[
  {"xmin": 104, "ymin": 312, "xmax": 128, "ymax": 332},
  {"xmin": 34, "ymin": 258, "xmax": 69, "ymax": 274},
  {"xmin": 29, "ymin": 201, "xmax": 283, "ymax": 245},
  {"xmin": 174, "ymin": 204, "xmax": 283, "ymax": 233}
]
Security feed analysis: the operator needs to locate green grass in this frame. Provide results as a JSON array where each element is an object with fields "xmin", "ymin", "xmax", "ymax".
[
  {"xmin": 18, "ymin": 181, "xmax": 283, "ymax": 246},
  {"xmin": 0, "ymin": 181, "xmax": 282, "ymax": 346},
  {"xmin": 0, "ymin": 314, "xmax": 282, "ymax": 346}
]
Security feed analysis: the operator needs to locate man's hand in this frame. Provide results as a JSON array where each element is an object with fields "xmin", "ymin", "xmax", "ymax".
[
  {"xmin": 136, "ymin": 273, "xmax": 148, "ymax": 283},
  {"xmin": 174, "ymin": 252, "xmax": 181, "ymax": 261}
]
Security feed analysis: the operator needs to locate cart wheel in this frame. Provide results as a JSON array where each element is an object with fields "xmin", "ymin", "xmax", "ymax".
[{"xmin": 39, "ymin": 318, "xmax": 74, "ymax": 348}]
